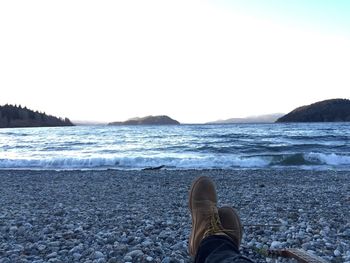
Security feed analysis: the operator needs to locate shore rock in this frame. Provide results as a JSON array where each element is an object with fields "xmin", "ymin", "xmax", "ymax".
[{"xmin": 0, "ymin": 169, "xmax": 348, "ymax": 262}]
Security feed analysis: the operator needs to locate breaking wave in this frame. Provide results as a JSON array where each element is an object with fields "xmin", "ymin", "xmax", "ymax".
[{"xmin": 0, "ymin": 152, "xmax": 349, "ymax": 170}]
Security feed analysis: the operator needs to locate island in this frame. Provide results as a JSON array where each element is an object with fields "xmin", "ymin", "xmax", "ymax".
[
  {"xmin": 0, "ymin": 104, "xmax": 74, "ymax": 128},
  {"xmin": 276, "ymin": 99, "xmax": 350, "ymax": 122},
  {"xmin": 207, "ymin": 113, "xmax": 284, "ymax": 124},
  {"xmin": 108, "ymin": 115, "xmax": 180, "ymax": 125}
]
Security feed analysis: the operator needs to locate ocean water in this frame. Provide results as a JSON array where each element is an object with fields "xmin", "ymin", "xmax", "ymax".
[{"xmin": 0, "ymin": 123, "xmax": 349, "ymax": 170}]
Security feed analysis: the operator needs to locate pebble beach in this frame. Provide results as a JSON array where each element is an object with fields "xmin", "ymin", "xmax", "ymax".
[{"xmin": 0, "ymin": 169, "xmax": 349, "ymax": 263}]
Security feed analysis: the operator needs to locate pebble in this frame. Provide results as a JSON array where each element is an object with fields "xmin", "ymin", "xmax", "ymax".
[
  {"xmin": 161, "ymin": 257, "xmax": 171, "ymax": 263},
  {"xmin": 125, "ymin": 249, "xmax": 143, "ymax": 258},
  {"xmin": 37, "ymin": 244, "xmax": 46, "ymax": 252},
  {"xmin": 9, "ymin": 226, "xmax": 18, "ymax": 232},
  {"xmin": 146, "ymin": 256, "xmax": 154, "ymax": 262},
  {"xmin": 70, "ymin": 244, "xmax": 83, "ymax": 254},
  {"xmin": 47, "ymin": 252, "xmax": 58, "ymax": 258},
  {"xmin": 0, "ymin": 169, "xmax": 348, "ymax": 263},
  {"xmin": 270, "ymin": 241, "xmax": 282, "ymax": 249},
  {"xmin": 94, "ymin": 251, "xmax": 105, "ymax": 259},
  {"xmin": 142, "ymin": 240, "xmax": 153, "ymax": 247},
  {"xmin": 73, "ymin": 253, "xmax": 82, "ymax": 260},
  {"xmin": 107, "ymin": 257, "xmax": 118, "ymax": 263},
  {"xmin": 123, "ymin": 255, "xmax": 132, "ymax": 261}
]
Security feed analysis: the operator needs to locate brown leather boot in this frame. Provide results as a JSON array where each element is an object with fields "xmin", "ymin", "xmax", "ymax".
[
  {"xmin": 189, "ymin": 176, "xmax": 224, "ymax": 257},
  {"xmin": 218, "ymin": 206, "xmax": 243, "ymax": 249}
]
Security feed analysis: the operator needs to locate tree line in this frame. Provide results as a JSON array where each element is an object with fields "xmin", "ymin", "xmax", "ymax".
[{"xmin": 0, "ymin": 104, "xmax": 73, "ymax": 128}]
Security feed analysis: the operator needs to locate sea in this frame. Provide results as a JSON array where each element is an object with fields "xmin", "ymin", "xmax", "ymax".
[{"xmin": 0, "ymin": 123, "xmax": 350, "ymax": 170}]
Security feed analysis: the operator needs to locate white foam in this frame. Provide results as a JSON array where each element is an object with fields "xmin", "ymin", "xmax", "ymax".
[
  {"xmin": 1, "ymin": 153, "xmax": 349, "ymax": 170},
  {"xmin": 0, "ymin": 155, "xmax": 271, "ymax": 170},
  {"xmin": 305, "ymin": 152, "xmax": 350, "ymax": 166}
]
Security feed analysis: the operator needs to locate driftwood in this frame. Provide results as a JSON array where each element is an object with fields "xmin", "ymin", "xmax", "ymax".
[
  {"xmin": 268, "ymin": 248, "xmax": 328, "ymax": 263},
  {"xmin": 142, "ymin": 165, "xmax": 166, "ymax": 171},
  {"xmin": 244, "ymin": 224, "xmax": 283, "ymax": 228}
]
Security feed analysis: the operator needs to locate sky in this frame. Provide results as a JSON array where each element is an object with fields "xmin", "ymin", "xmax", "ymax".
[{"xmin": 0, "ymin": 0, "xmax": 349, "ymax": 124}]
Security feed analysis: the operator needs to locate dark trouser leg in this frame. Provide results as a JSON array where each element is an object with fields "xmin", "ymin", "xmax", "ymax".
[{"xmin": 194, "ymin": 235, "xmax": 254, "ymax": 263}]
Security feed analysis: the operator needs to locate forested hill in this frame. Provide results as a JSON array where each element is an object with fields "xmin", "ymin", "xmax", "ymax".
[
  {"xmin": 0, "ymin": 104, "xmax": 74, "ymax": 128},
  {"xmin": 276, "ymin": 99, "xmax": 350, "ymax": 122},
  {"xmin": 109, "ymin": 115, "xmax": 180, "ymax": 125}
]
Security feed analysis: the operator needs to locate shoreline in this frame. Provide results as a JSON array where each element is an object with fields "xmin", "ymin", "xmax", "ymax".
[
  {"xmin": 0, "ymin": 169, "xmax": 349, "ymax": 262},
  {"xmin": 1, "ymin": 166, "xmax": 350, "ymax": 172}
]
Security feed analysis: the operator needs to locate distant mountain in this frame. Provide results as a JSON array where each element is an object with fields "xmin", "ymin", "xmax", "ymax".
[
  {"xmin": 0, "ymin": 104, "xmax": 74, "ymax": 128},
  {"xmin": 276, "ymin": 99, "xmax": 350, "ymax": 122},
  {"xmin": 208, "ymin": 113, "xmax": 284, "ymax": 124},
  {"xmin": 108, "ymin": 115, "xmax": 180, "ymax": 125},
  {"xmin": 72, "ymin": 120, "xmax": 107, "ymax": 126}
]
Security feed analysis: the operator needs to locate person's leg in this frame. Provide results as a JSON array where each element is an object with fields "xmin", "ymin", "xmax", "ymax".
[
  {"xmin": 195, "ymin": 207, "xmax": 254, "ymax": 263},
  {"xmin": 188, "ymin": 176, "xmax": 254, "ymax": 263},
  {"xmin": 195, "ymin": 235, "xmax": 240, "ymax": 263}
]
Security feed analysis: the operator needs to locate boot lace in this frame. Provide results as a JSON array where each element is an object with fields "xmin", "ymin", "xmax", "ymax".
[{"xmin": 203, "ymin": 207, "xmax": 224, "ymax": 237}]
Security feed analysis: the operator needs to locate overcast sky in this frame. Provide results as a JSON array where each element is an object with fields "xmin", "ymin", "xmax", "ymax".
[{"xmin": 1, "ymin": 0, "xmax": 349, "ymax": 123}]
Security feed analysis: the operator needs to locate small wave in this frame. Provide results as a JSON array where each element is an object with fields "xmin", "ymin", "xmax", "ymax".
[
  {"xmin": 0, "ymin": 152, "xmax": 349, "ymax": 170},
  {"xmin": 0, "ymin": 157, "xmax": 120, "ymax": 169},
  {"xmin": 305, "ymin": 152, "xmax": 350, "ymax": 166},
  {"xmin": 193, "ymin": 145, "xmax": 239, "ymax": 154},
  {"xmin": 271, "ymin": 153, "xmax": 315, "ymax": 166},
  {"xmin": 268, "ymin": 152, "xmax": 350, "ymax": 167},
  {"xmin": 0, "ymin": 155, "xmax": 270, "ymax": 170},
  {"xmin": 0, "ymin": 131, "xmax": 30, "ymax": 136},
  {"xmin": 42, "ymin": 146, "xmax": 75, "ymax": 151}
]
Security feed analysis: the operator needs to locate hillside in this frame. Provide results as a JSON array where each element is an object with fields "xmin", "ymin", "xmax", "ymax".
[
  {"xmin": 208, "ymin": 113, "xmax": 284, "ymax": 124},
  {"xmin": 109, "ymin": 115, "xmax": 180, "ymax": 125},
  {"xmin": 276, "ymin": 99, "xmax": 350, "ymax": 122},
  {"xmin": 0, "ymin": 104, "xmax": 74, "ymax": 128}
]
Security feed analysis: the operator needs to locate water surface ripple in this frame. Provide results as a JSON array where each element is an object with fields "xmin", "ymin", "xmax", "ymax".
[{"xmin": 0, "ymin": 123, "xmax": 349, "ymax": 170}]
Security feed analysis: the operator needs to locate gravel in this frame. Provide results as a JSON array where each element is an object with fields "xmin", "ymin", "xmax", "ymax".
[{"xmin": 0, "ymin": 169, "xmax": 349, "ymax": 262}]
